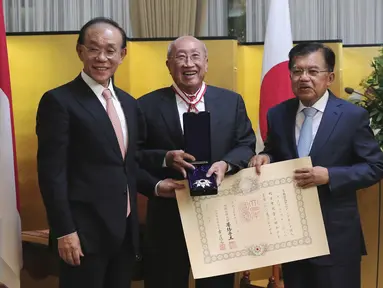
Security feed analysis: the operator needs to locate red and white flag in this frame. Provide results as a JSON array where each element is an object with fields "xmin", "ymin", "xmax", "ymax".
[
  {"xmin": 0, "ymin": 1, "xmax": 22, "ymax": 287},
  {"xmin": 256, "ymin": 0, "xmax": 295, "ymax": 153}
]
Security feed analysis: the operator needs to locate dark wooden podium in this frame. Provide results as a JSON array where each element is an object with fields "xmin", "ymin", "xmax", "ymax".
[{"xmin": 21, "ymin": 230, "xmax": 59, "ymax": 279}]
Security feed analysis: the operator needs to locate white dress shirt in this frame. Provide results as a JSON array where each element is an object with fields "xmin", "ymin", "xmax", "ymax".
[
  {"xmin": 175, "ymin": 89, "xmax": 206, "ymax": 130},
  {"xmin": 81, "ymin": 71, "xmax": 128, "ymax": 149},
  {"xmin": 295, "ymin": 90, "xmax": 329, "ymax": 150}
]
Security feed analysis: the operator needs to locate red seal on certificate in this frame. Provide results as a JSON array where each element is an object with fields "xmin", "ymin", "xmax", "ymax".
[{"xmin": 239, "ymin": 199, "xmax": 261, "ymax": 222}]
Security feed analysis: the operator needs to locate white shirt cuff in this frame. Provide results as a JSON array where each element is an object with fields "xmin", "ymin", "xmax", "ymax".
[
  {"xmin": 57, "ymin": 231, "xmax": 76, "ymax": 239},
  {"xmin": 154, "ymin": 180, "xmax": 163, "ymax": 196}
]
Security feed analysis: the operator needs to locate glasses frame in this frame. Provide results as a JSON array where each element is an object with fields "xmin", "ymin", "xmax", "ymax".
[
  {"xmin": 290, "ymin": 68, "xmax": 331, "ymax": 78},
  {"xmin": 169, "ymin": 53, "xmax": 206, "ymax": 65},
  {"xmin": 80, "ymin": 44, "xmax": 121, "ymax": 59}
]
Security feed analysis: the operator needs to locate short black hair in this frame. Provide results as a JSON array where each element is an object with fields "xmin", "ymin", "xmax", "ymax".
[
  {"xmin": 288, "ymin": 42, "xmax": 335, "ymax": 72},
  {"xmin": 77, "ymin": 17, "xmax": 127, "ymax": 49}
]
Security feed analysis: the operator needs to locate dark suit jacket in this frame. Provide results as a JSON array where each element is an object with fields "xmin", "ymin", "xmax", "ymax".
[
  {"xmin": 136, "ymin": 85, "xmax": 256, "ymax": 196},
  {"xmin": 263, "ymin": 90, "xmax": 383, "ymax": 265},
  {"xmin": 36, "ymin": 75, "xmax": 152, "ymax": 255}
]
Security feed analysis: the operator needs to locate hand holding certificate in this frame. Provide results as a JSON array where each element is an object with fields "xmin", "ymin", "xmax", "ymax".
[{"xmin": 176, "ymin": 157, "xmax": 329, "ymax": 279}]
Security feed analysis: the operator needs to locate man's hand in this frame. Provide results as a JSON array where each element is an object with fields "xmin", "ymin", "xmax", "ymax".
[
  {"xmin": 248, "ymin": 154, "xmax": 270, "ymax": 174},
  {"xmin": 206, "ymin": 161, "xmax": 228, "ymax": 186},
  {"xmin": 165, "ymin": 150, "xmax": 196, "ymax": 177},
  {"xmin": 157, "ymin": 178, "xmax": 185, "ymax": 198},
  {"xmin": 294, "ymin": 166, "xmax": 329, "ymax": 188},
  {"xmin": 58, "ymin": 232, "xmax": 84, "ymax": 266}
]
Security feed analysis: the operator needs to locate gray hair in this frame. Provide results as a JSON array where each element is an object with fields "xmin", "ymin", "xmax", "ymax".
[{"xmin": 167, "ymin": 36, "xmax": 208, "ymax": 59}]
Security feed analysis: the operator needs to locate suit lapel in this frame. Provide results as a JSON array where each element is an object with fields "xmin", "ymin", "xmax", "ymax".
[
  {"xmin": 310, "ymin": 93, "xmax": 343, "ymax": 157},
  {"xmin": 159, "ymin": 87, "xmax": 184, "ymax": 147},
  {"xmin": 284, "ymin": 98, "xmax": 300, "ymax": 158},
  {"xmin": 71, "ymin": 76, "xmax": 122, "ymax": 160}
]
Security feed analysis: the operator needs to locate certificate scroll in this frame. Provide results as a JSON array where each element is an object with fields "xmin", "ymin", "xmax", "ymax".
[{"xmin": 176, "ymin": 157, "xmax": 329, "ymax": 279}]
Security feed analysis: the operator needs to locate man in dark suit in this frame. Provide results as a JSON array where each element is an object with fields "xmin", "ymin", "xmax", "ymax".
[
  {"xmin": 136, "ymin": 36, "xmax": 256, "ymax": 288},
  {"xmin": 36, "ymin": 17, "xmax": 151, "ymax": 288},
  {"xmin": 249, "ymin": 42, "xmax": 383, "ymax": 288}
]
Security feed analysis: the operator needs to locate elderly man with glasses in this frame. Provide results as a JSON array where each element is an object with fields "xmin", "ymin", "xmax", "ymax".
[{"xmin": 136, "ymin": 36, "xmax": 256, "ymax": 288}]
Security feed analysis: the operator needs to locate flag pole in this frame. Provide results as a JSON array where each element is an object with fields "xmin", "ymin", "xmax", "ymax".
[{"xmin": 258, "ymin": 0, "xmax": 293, "ymax": 286}]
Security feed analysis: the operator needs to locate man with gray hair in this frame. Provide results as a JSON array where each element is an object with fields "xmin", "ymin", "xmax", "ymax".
[{"xmin": 136, "ymin": 36, "xmax": 256, "ymax": 288}]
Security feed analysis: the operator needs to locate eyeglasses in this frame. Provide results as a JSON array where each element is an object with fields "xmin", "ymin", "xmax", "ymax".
[
  {"xmin": 81, "ymin": 45, "xmax": 119, "ymax": 59},
  {"xmin": 170, "ymin": 53, "xmax": 205, "ymax": 64},
  {"xmin": 290, "ymin": 68, "xmax": 330, "ymax": 78}
]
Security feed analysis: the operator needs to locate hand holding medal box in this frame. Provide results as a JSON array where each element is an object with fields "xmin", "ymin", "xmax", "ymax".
[{"xmin": 183, "ymin": 111, "xmax": 218, "ymax": 196}]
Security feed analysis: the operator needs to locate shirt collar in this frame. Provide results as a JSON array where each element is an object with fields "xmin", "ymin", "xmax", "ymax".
[
  {"xmin": 81, "ymin": 71, "xmax": 117, "ymax": 100},
  {"xmin": 173, "ymin": 82, "xmax": 205, "ymax": 104},
  {"xmin": 297, "ymin": 90, "xmax": 329, "ymax": 114}
]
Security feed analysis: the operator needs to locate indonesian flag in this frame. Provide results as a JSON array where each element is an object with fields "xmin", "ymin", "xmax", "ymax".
[
  {"xmin": 256, "ymin": 0, "xmax": 294, "ymax": 153},
  {"xmin": 0, "ymin": 1, "xmax": 22, "ymax": 287}
]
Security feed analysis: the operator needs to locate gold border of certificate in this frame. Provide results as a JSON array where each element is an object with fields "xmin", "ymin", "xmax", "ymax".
[{"xmin": 176, "ymin": 157, "xmax": 329, "ymax": 279}]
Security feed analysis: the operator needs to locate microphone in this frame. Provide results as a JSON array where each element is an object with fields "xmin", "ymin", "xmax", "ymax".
[
  {"xmin": 344, "ymin": 87, "xmax": 363, "ymax": 96},
  {"xmin": 345, "ymin": 87, "xmax": 364, "ymax": 103}
]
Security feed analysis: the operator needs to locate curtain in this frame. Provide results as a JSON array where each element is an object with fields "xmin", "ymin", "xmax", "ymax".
[
  {"xmin": 196, "ymin": 0, "xmax": 229, "ymax": 37},
  {"xmin": 207, "ymin": 0, "xmax": 228, "ymax": 36},
  {"xmin": 3, "ymin": 0, "xmax": 132, "ymax": 36},
  {"xmin": 130, "ymin": 0, "xmax": 198, "ymax": 38},
  {"xmin": 129, "ymin": 0, "xmax": 228, "ymax": 38},
  {"xmin": 246, "ymin": 0, "xmax": 383, "ymax": 45},
  {"xmin": 4, "ymin": 0, "xmax": 382, "ymax": 44}
]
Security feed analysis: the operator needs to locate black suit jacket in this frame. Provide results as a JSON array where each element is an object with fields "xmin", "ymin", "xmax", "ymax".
[
  {"xmin": 36, "ymin": 75, "xmax": 152, "ymax": 254},
  {"xmin": 136, "ymin": 85, "xmax": 256, "ymax": 197},
  {"xmin": 263, "ymin": 91, "xmax": 383, "ymax": 265}
]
